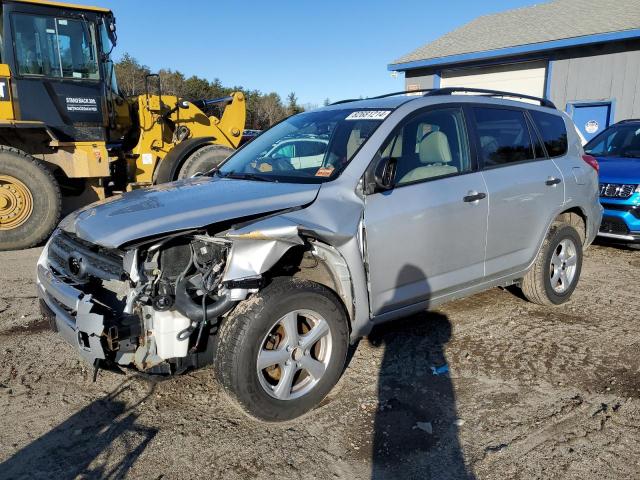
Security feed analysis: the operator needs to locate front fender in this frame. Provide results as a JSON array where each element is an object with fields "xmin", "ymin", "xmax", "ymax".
[{"xmin": 221, "ymin": 216, "xmax": 306, "ymax": 281}]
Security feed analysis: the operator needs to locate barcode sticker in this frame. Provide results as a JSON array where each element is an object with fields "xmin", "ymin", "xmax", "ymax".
[{"xmin": 345, "ymin": 110, "xmax": 391, "ymax": 121}]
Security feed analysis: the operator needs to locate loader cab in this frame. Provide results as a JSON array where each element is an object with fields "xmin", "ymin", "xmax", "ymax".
[{"xmin": 0, "ymin": 0, "xmax": 129, "ymax": 143}]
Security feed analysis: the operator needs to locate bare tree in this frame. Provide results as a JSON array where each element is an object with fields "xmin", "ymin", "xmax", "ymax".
[{"xmin": 114, "ymin": 53, "xmax": 150, "ymax": 97}]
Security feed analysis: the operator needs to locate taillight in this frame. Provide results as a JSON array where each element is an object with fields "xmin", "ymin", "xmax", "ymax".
[{"xmin": 582, "ymin": 154, "xmax": 599, "ymax": 172}]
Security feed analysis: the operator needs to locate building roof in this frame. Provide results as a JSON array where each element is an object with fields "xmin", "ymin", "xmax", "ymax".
[{"xmin": 390, "ymin": 0, "xmax": 640, "ymax": 71}]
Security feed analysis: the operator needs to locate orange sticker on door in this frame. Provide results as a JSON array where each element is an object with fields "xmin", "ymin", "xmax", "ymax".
[{"xmin": 315, "ymin": 167, "xmax": 335, "ymax": 177}]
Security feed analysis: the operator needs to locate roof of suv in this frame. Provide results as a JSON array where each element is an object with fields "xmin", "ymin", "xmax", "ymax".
[{"xmin": 324, "ymin": 88, "xmax": 558, "ymax": 113}]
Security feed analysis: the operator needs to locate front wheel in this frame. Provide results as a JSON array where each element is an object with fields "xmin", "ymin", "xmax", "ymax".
[
  {"xmin": 521, "ymin": 222, "xmax": 583, "ymax": 305},
  {"xmin": 213, "ymin": 277, "xmax": 349, "ymax": 422}
]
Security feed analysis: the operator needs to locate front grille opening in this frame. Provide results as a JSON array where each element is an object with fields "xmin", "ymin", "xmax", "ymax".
[{"xmin": 600, "ymin": 216, "xmax": 630, "ymax": 235}]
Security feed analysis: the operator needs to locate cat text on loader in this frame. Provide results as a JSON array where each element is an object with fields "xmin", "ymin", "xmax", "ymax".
[{"xmin": 0, "ymin": 0, "xmax": 245, "ymax": 250}]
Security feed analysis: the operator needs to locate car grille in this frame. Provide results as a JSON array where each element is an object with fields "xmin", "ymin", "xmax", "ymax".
[
  {"xmin": 599, "ymin": 216, "xmax": 630, "ymax": 235},
  {"xmin": 599, "ymin": 183, "xmax": 637, "ymax": 199},
  {"xmin": 48, "ymin": 231, "xmax": 125, "ymax": 283},
  {"xmin": 601, "ymin": 203, "xmax": 640, "ymax": 219}
]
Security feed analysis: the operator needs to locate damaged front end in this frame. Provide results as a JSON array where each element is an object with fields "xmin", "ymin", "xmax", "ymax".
[
  {"xmin": 37, "ymin": 228, "xmax": 244, "ymax": 375},
  {"xmin": 36, "ymin": 213, "xmax": 343, "ymax": 376}
]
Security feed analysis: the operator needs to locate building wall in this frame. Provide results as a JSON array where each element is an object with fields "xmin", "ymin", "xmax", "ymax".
[
  {"xmin": 402, "ymin": 39, "xmax": 640, "ymax": 122},
  {"xmin": 405, "ymin": 71, "xmax": 437, "ymax": 90},
  {"xmin": 549, "ymin": 40, "xmax": 640, "ymax": 121}
]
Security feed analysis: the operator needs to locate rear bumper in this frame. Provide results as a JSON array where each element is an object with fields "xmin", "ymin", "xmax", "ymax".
[{"xmin": 36, "ymin": 253, "xmax": 106, "ymax": 365}]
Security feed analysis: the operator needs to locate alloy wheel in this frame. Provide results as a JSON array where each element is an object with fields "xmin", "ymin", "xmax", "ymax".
[
  {"xmin": 257, "ymin": 309, "xmax": 333, "ymax": 400},
  {"xmin": 549, "ymin": 238, "xmax": 578, "ymax": 294}
]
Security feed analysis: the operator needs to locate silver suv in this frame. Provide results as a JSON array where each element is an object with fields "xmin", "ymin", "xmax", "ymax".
[{"xmin": 37, "ymin": 88, "xmax": 602, "ymax": 421}]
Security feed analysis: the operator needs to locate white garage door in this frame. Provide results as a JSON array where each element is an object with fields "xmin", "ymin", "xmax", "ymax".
[{"xmin": 440, "ymin": 61, "xmax": 547, "ymax": 100}]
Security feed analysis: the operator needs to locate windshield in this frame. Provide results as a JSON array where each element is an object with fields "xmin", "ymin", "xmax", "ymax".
[
  {"xmin": 12, "ymin": 13, "xmax": 99, "ymax": 80},
  {"xmin": 217, "ymin": 108, "xmax": 390, "ymax": 183},
  {"xmin": 585, "ymin": 124, "xmax": 640, "ymax": 158}
]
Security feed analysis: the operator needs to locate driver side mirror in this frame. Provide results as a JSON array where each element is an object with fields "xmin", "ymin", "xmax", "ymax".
[{"xmin": 366, "ymin": 155, "xmax": 398, "ymax": 193}]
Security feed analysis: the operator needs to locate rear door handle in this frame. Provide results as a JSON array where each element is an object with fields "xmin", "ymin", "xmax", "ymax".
[
  {"xmin": 463, "ymin": 191, "xmax": 487, "ymax": 203},
  {"xmin": 545, "ymin": 177, "xmax": 562, "ymax": 186}
]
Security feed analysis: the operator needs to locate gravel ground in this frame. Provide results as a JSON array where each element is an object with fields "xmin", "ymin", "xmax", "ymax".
[{"xmin": 0, "ymin": 243, "xmax": 639, "ymax": 479}]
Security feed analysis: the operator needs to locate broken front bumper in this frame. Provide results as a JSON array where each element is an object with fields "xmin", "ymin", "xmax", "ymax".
[{"xmin": 36, "ymin": 253, "xmax": 106, "ymax": 366}]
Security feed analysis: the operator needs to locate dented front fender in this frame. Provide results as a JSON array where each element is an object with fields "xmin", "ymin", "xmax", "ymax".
[{"xmin": 221, "ymin": 216, "xmax": 305, "ymax": 281}]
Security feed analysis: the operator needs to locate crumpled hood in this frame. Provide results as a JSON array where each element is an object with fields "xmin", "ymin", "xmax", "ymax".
[
  {"xmin": 596, "ymin": 156, "xmax": 640, "ymax": 184},
  {"xmin": 60, "ymin": 177, "xmax": 321, "ymax": 248}
]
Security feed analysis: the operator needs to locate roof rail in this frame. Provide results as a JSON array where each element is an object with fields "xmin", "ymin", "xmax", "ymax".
[
  {"xmin": 616, "ymin": 118, "xmax": 640, "ymax": 124},
  {"xmin": 330, "ymin": 89, "xmax": 435, "ymax": 105},
  {"xmin": 370, "ymin": 89, "xmax": 435, "ymax": 99},
  {"xmin": 424, "ymin": 87, "xmax": 557, "ymax": 109}
]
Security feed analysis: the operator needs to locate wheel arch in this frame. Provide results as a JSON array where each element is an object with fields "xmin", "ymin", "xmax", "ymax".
[
  {"xmin": 268, "ymin": 241, "xmax": 355, "ymax": 333},
  {"xmin": 556, "ymin": 207, "xmax": 587, "ymax": 245},
  {"xmin": 0, "ymin": 123, "xmax": 56, "ymax": 157}
]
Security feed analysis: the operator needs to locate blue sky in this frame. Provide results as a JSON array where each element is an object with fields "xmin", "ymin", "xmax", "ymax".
[{"xmin": 106, "ymin": 0, "xmax": 538, "ymax": 106}]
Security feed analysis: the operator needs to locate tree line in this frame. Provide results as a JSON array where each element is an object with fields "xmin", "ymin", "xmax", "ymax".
[{"xmin": 114, "ymin": 53, "xmax": 304, "ymax": 129}]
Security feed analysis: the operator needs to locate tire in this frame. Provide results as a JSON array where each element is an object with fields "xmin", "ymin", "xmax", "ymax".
[
  {"xmin": 0, "ymin": 147, "xmax": 61, "ymax": 251},
  {"xmin": 177, "ymin": 145, "xmax": 234, "ymax": 179},
  {"xmin": 521, "ymin": 222, "xmax": 583, "ymax": 305},
  {"xmin": 213, "ymin": 277, "xmax": 349, "ymax": 422}
]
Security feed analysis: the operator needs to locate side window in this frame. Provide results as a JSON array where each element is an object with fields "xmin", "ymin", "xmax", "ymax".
[
  {"xmin": 473, "ymin": 107, "xmax": 535, "ymax": 167},
  {"xmin": 530, "ymin": 111, "xmax": 568, "ymax": 157},
  {"xmin": 295, "ymin": 140, "xmax": 326, "ymax": 168},
  {"xmin": 272, "ymin": 143, "xmax": 295, "ymax": 158},
  {"xmin": 378, "ymin": 107, "xmax": 471, "ymax": 186},
  {"xmin": 297, "ymin": 141, "xmax": 325, "ymax": 157}
]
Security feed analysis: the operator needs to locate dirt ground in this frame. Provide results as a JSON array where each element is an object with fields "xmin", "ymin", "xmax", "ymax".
[{"xmin": 1, "ymin": 242, "xmax": 639, "ymax": 480}]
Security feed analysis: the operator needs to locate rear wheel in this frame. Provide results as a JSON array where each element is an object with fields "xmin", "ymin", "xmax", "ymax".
[
  {"xmin": 0, "ymin": 147, "xmax": 61, "ymax": 251},
  {"xmin": 178, "ymin": 145, "xmax": 234, "ymax": 179},
  {"xmin": 521, "ymin": 222, "xmax": 583, "ymax": 305},
  {"xmin": 213, "ymin": 277, "xmax": 349, "ymax": 422}
]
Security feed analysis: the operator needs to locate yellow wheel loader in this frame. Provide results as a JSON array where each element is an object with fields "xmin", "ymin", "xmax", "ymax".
[{"xmin": 0, "ymin": 0, "xmax": 246, "ymax": 250}]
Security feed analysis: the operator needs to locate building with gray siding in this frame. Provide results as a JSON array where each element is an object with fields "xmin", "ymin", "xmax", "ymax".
[{"xmin": 389, "ymin": 0, "xmax": 640, "ymax": 141}]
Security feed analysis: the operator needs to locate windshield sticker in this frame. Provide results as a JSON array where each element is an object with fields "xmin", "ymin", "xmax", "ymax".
[
  {"xmin": 315, "ymin": 166, "xmax": 335, "ymax": 177},
  {"xmin": 345, "ymin": 110, "xmax": 391, "ymax": 121}
]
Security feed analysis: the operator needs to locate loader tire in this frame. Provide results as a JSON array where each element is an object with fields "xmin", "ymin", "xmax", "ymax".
[
  {"xmin": 0, "ymin": 147, "xmax": 61, "ymax": 251},
  {"xmin": 178, "ymin": 145, "xmax": 234, "ymax": 179}
]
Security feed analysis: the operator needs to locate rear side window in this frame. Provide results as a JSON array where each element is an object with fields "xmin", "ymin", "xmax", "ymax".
[
  {"xmin": 473, "ymin": 107, "xmax": 534, "ymax": 167},
  {"xmin": 530, "ymin": 111, "xmax": 568, "ymax": 157}
]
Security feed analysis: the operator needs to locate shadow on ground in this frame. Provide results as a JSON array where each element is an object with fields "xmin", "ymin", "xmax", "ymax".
[
  {"xmin": 0, "ymin": 378, "xmax": 157, "ymax": 480},
  {"xmin": 368, "ymin": 265, "xmax": 475, "ymax": 479}
]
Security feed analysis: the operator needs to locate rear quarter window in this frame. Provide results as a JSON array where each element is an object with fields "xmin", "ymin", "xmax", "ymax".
[{"xmin": 530, "ymin": 111, "xmax": 568, "ymax": 157}]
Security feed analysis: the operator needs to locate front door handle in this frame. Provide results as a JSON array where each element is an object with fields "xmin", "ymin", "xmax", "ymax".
[
  {"xmin": 463, "ymin": 191, "xmax": 487, "ymax": 203},
  {"xmin": 545, "ymin": 177, "xmax": 562, "ymax": 186}
]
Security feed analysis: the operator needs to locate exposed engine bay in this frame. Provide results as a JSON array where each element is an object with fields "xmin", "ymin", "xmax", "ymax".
[{"xmin": 38, "ymin": 229, "xmax": 250, "ymax": 375}]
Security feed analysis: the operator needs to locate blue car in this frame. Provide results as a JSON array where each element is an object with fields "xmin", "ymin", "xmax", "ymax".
[{"xmin": 585, "ymin": 119, "xmax": 640, "ymax": 246}]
